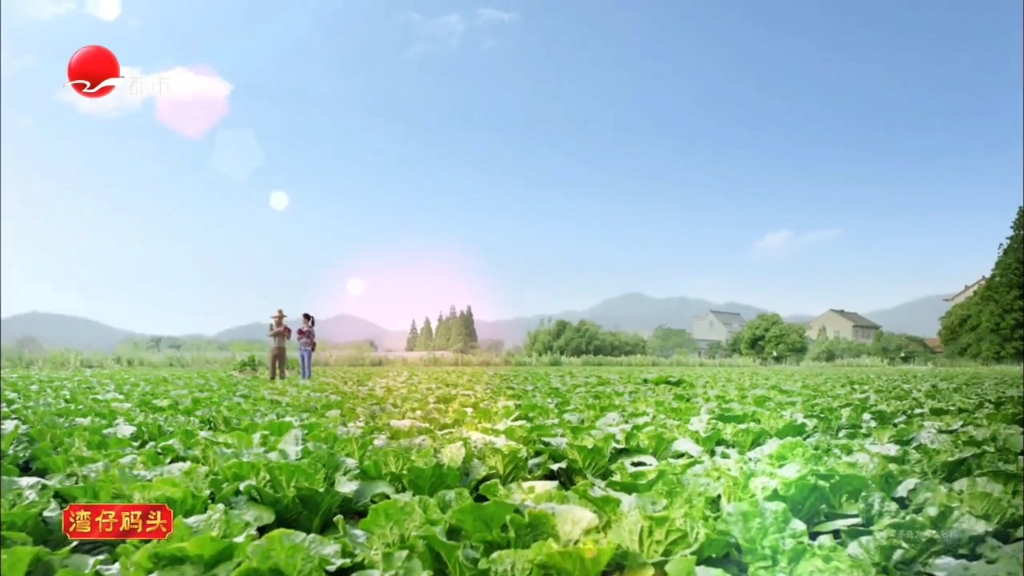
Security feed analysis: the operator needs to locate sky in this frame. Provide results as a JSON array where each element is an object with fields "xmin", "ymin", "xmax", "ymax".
[{"xmin": 1, "ymin": 0, "xmax": 1021, "ymax": 335}]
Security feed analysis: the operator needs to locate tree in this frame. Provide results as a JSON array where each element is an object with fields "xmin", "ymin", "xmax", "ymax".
[
  {"xmin": 738, "ymin": 313, "xmax": 808, "ymax": 363},
  {"xmin": 726, "ymin": 333, "xmax": 742, "ymax": 357},
  {"xmin": 706, "ymin": 341, "xmax": 728, "ymax": 359},
  {"xmin": 807, "ymin": 333, "xmax": 838, "ymax": 363},
  {"xmin": 463, "ymin": 305, "xmax": 480, "ymax": 346},
  {"xmin": 12, "ymin": 335, "xmax": 45, "ymax": 355},
  {"xmin": 405, "ymin": 320, "xmax": 419, "ymax": 352},
  {"xmin": 433, "ymin": 312, "xmax": 449, "ymax": 350},
  {"xmin": 871, "ymin": 331, "xmax": 906, "ymax": 364},
  {"xmin": 940, "ymin": 206, "xmax": 1024, "ymax": 363},
  {"xmin": 808, "ymin": 331, "xmax": 871, "ymax": 363},
  {"xmin": 480, "ymin": 339, "xmax": 504, "ymax": 354},
  {"xmin": 524, "ymin": 319, "xmax": 647, "ymax": 357},
  {"xmin": 449, "ymin": 307, "xmax": 469, "ymax": 352},
  {"xmin": 646, "ymin": 326, "xmax": 697, "ymax": 358},
  {"xmin": 416, "ymin": 317, "xmax": 434, "ymax": 351}
]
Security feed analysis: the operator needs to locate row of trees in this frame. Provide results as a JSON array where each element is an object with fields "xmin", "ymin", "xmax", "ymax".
[
  {"xmin": 939, "ymin": 206, "xmax": 1023, "ymax": 363},
  {"xmin": 523, "ymin": 319, "xmax": 648, "ymax": 357},
  {"xmin": 405, "ymin": 305, "xmax": 480, "ymax": 353},
  {"xmin": 519, "ymin": 310, "xmax": 940, "ymax": 364},
  {"xmin": 518, "ymin": 206, "xmax": 1021, "ymax": 364},
  {"xmin": 805, "ymin": 329, "xmax": 934, "ymax": 363},
  {"xmin": 708, "ymin": 313, "xmax": 809, "ymax": 362},
  {"xmin": 702, "ymin": 315, "xmax": 938, "ymax": 364}
]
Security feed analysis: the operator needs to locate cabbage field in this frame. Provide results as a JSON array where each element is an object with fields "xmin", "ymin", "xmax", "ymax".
[{"xmin": 1, "ymin": 367, "xmax": 1022, "ymax": 576}]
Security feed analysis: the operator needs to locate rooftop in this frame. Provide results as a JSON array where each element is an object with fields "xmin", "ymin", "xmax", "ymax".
[
  {"xmin": 943, "ymin": 276, "xmax": 987, "ymax": 302},
  {"xmin": 829, "ymin": 309, "xmax": 881, "ymax": 328},
  {"xmin": 709, "ymin": 310, "xmax": 746, "ymax": 327}
]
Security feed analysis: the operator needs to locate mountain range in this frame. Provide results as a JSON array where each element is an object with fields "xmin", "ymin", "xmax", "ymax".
[{"xmin": 0, "ymin": 292, "xmax": 953, "ymax": 352}]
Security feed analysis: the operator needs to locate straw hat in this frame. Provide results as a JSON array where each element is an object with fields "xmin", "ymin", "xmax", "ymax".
[{"xmin": 270, "ymin": 309, "xmax": 287, "ymax": 319}]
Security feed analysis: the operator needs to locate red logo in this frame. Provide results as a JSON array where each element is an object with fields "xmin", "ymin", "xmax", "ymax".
[
  {"xmin": 66, "ymin": 45, "xmax": 123, "ymax": 99},
  {"xmin": 62, "ymin": 503, "xmax": 174, "ymax": 540}
]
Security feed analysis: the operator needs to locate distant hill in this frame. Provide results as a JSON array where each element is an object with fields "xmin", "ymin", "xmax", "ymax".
[
  {"xmin": 863, "ymin": 295, "xmax": 951, "ymax": 337},
  {"xmin": 0, "ymin": 311, "xmax": 139, "ymax": 351},
  {"xmin": 212, "ymin": 314, "xmax": 405, "ymax": 350},
  {"xmin": 474, "ymin": 293, "xmax": 819, "ymax": 346},
  {"xmin": 1, "ymin": 292, "xmax": 953, "ymax": 352}
]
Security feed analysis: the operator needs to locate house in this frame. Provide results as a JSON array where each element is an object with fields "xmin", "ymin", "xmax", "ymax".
[
  {"xmin": 944, "ymin": 276, "xmax": 987, "ymax": 306},
  {"xmin": 806, "ymin": 309, "xmax": 881, "ymax": 344},
  {"xmin": 925, "ymin": 338, "xmax": 943, "ymax": 354},
  {"xmin": 692, "ymin": 310, "xmax": 747, "ymax": 344}
]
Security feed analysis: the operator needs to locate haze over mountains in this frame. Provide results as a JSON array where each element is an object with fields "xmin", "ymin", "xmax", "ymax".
[{"xmin": 1, "ymin": 292, "xmax": 953, "ymax": 352}]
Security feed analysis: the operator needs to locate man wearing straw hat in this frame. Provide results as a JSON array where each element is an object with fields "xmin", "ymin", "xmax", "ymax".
[{"xmin": 267, "ymin": 309, "xmax": 292, "ymax": 380}]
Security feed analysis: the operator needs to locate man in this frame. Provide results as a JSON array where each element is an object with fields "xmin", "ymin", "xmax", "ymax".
[{"xmin": 267, "ymin": 309, "xmax": 292, "ymax": 379}]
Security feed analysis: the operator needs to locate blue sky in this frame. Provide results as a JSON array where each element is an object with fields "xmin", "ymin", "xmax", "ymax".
[{"xmin": 1, "ymin": 0, "xmax": 1021, "ymax": 335}]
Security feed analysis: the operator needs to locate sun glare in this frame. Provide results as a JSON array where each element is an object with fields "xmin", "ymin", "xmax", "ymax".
[
  {"xmin": 269, "ymin": 190, "xmax": 290, "ymax": 212},
  {"xmin": 346, "ymin": 277, "xmax": 367, "ymax": 297}
]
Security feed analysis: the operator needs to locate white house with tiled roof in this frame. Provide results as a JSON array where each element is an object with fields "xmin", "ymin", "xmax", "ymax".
[
  {"xmin": 806, "ymin": 309, "xmax": 882, "ymax": 344},
  {"xmin": 692, "ymin": 310, "xmax": 747, "ymax": 344},
  {"xmin": 944, "ymin": 276, "xmax": 987, "ymax": 306}
]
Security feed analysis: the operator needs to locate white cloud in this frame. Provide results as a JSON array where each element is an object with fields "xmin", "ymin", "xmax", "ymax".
[
  {"xmin": 405, "ymin": 13, "xmax": 465, "ymax": 56},
  {"xmin": 269, "ymin": 191, "xmax": 290, "ymax": 212},
  {"xmin": 20, "ymin": 0, "xmax": 119, "ymax": 21},
  {"xmin": 152, "ymin": 66, "xmax": 233, "ymax": 139},
  {"xmin": 405, "ymin": 7, "xmax": 518, "ymax": 56},
  {"xmin": 476, "ymin": 8, "xmax": 518, "ymax": 24},
  {"xmin": 20, "ymin": 0, "xmax": 75, "ymax": 19},
  {"xmin": 57, "ymin": 65, "xmax": 234, "ymax": 138},
  {"xmin": 751, "ymin": 228, "xmax": 842, "ymax": 260},
  {"xmin": 83, "ymin": 0, "xmax": 121, "ymax": 22}
]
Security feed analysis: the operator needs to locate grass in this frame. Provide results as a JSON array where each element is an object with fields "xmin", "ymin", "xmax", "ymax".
[{"xmin": 1, "ymin": 347, "xmax": 998, "ymax": 372}]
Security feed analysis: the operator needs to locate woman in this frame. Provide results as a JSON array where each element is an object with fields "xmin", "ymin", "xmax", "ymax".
[{"xmin": 296, "ymin": 313, "xmax": 317, "ymax": 380}]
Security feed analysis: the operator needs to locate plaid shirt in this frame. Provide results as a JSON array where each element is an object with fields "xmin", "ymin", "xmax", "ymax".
[{"xmin": 297, "ymin": 327, "xmax": 316, "ymax": 351}]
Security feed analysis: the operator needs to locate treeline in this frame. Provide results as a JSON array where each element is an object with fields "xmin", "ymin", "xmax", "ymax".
[
  {"xmin": 522, "ymin": 311, "xmax": 939, "ymax": 364},
  {"xmin": 405, "ymin": 305, "xmax": 480, "ymax": 353},
  {"xmin": 939, "ymin": 206, "xmax": 1023, "ymax": 364},
  {"xmin": 806, "ymin": 330, "xmax": 934, "ymax": 363},
  {"xmin": 524, "ymin": 321, "xmax": 707, "ymax": 358},
  {"xmin": 524, "ymin": 319, "xmax": 648, "ymax": 357},
  {"xmin": 704, "ymin": 314, "xmax": 937, "ymax": 364}
]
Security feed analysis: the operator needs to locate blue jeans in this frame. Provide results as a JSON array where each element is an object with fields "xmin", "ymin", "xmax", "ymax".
[{"xmin": 299, "ymin": 349, "xmax": 313, "ymax": 380}]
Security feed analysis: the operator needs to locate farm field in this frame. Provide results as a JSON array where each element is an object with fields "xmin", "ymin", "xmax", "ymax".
[{"xmin": 1, "ymin": 367, "xmax": 1022, "ymax": 576}]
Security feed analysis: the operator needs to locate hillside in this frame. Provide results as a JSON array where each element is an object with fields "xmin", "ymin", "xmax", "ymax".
[
  {"xmin": 863, "ymin": 295, "xmax": 951, "ymax": 338},
  {"xmin": 1, "ymin": 292, "xmax": 953, "ymax": 352},
  {"xmin": 0, "ymin": 311, "xmax": 139, "ymax": 351},
  {"xmin": 211, "ymin": 314, "xmax": 389, "ymax": 343}
]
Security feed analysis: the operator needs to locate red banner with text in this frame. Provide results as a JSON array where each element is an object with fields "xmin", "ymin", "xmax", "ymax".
[{"xmin": 62, "ymin": 504, "xmax": 174, "ymax": 541}]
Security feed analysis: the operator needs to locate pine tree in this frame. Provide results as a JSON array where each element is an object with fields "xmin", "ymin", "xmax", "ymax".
[
  {"xmin": 446, "ymin": 306, "xmax": 465, "ymax": 352},
  {"xmin": 405, "ymin": 320, "xmax": 419, "ymax": 352},
  {"xmin": 451, "ymin": 309, "xmax": 469, "ymax": 352},
  {"xmin": 464, "ymin": 305, "xmax": 479, "ymax": 346},
  {"xmin": 433, "ymin": 312, "xmax": 449, "ymax": 350},
  {"xmin": 416, "ymin": 317, "xmax": 434, "ymax": 351}
]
